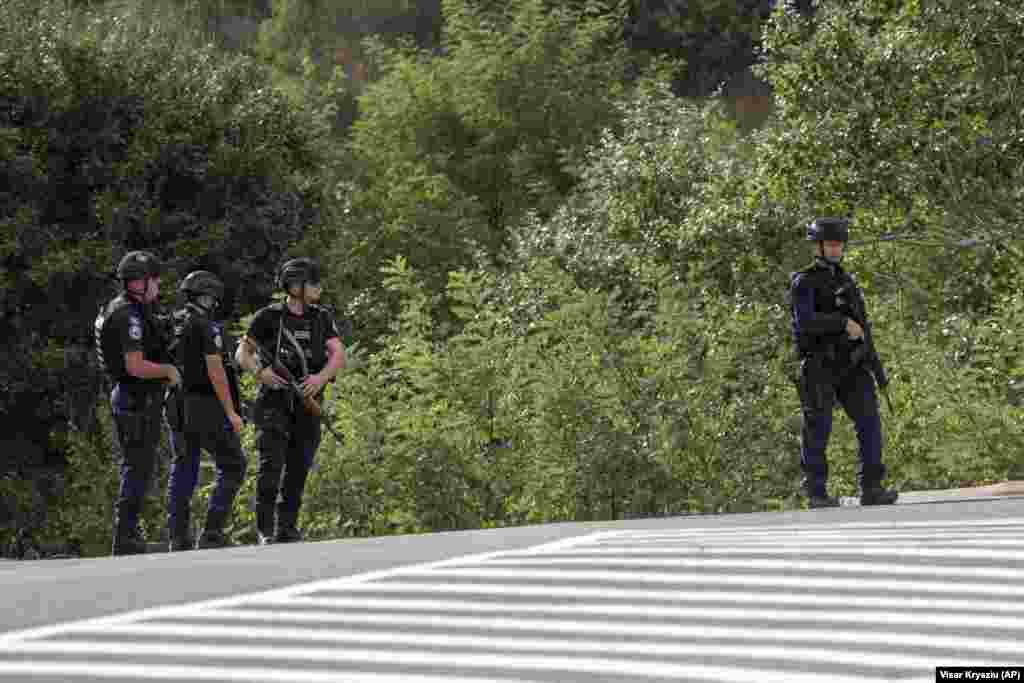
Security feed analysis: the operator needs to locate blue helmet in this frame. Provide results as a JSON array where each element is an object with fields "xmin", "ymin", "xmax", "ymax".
[{"xmin": 806, "ymin": 217, "xmax": 850, "ymax": 242}]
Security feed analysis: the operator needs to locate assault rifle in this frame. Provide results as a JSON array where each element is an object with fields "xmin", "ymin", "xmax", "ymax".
[
  {"xmin": 245, "ymin": 335, "xmax": 345, "ymax": 445},
  {"xmin": 247, "ymin": 337, "xmax": 322, "ymax": 417},
  {"xmin": 835, "ymin": 281, "xmax": 895, "ymax": 413}
]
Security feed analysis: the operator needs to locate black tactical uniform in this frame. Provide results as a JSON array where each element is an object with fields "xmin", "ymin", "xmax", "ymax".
[
  {"xmin": 94, "ymin": 251, "xmax": 172, "ymax": 555},
  {"xmin": 789, "ymin": 218, "xmax": 899, "ymax": 508},
  {"xmin": 165, "ymin": 271, "xmax": 247, "ymax": 551},
  {"xmin": 246, "ymin": 259, "xmax": 340, "ymax": 544}
]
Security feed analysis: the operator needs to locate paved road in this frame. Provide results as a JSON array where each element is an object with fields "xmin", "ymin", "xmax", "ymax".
[{"xmin": 1, "ymin": 496, "xmax": 1022, "ymax": 682}]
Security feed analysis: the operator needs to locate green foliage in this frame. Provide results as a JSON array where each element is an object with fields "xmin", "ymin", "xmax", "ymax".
[
  {"xmin": 757, "ymin": 0, "xmax": 1024, "ymax": 313},
  {"xmin": 321, "ymin": 0, "xmax": 632, "ymax": 341},
  {"xmin": 285, "ymin": 256, "xmax": 803, "ymax": 535}
]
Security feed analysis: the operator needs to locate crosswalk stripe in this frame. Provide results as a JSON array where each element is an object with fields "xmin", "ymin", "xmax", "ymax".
[
  {"xmin": 242, "ymin": 592, "xmax": 1024, "ymax": 629},
  {"xmin": 0, "ymin": 663, "xmax": 545, "ymax": 683},
  {"xmin": 598, "ymin": 517, "xmax": 1024, "ymax": 536},
  {"xmin": 281, "ymin": 581, "xmax": 1024, "ymax": 613},
  {"xmin": 3, "ymin": 638, "xmax": 989, "ymax": 676},
  {"xmin": 0, "ymin": 661, "xmax": 922, "ymax": 683},
  {"xmin": 524, "ymin": 537, "xmax": 1024, "ymax": 549},
  {"xmin": 475, "ymin": 555, "xmax": 1024, "ymax": 579},
  {"xmin": 583, "ymin": 542, "xmax": 1024, "ymax": 561},
  {"xmin": 411, "ymin": 566, "xmax": 1024, "ymax": 597},
  {"xmin": 71, "ymin": 616, "xmax": 1024, "ymax": 656},
  {"xmin": 164, "ymin": 604, "xmax": 1024, "ymax": 634},
  {"xmin": 510, "ymin": 534, "xmax": 1024, "ymax": 548}
]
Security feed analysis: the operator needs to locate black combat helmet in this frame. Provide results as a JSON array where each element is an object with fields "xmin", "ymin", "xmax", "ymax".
[
  {"xmin": 805, "ymin": 217, "xmax": 850, "ymax": 243},
  {"xmin": 277, "ymin": 257, "xmax": 321, "ymax": 291},
  {"xmin": 179, "ymin": 270, "xmax": 225, "ymax": 302},
  {"xmin": 116, "ymin": 251, "xmax": 162, "ymax": 282}
]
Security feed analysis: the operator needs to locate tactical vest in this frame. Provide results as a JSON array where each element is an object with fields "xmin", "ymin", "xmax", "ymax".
[
  {"xmin": 172, "ymin": 303, "xmax": 241, "ymax": 408},
  {"xmin": 94, "ymin": 294, "xmax": 166, "ymax": 386},
  {"xmin": 790, "ymin": 262, "xmax": 858, "ymax": 357},
  {"xmin": 265, "ymin": 302, "xmax": 329, "ymax": 377}
]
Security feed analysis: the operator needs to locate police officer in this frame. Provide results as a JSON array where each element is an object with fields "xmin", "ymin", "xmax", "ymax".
[
  {"xmin": 235, "ymin": 258, "xmax": 346, "ymax": 544},
  {"xmin": 165, "ymin": 271, "xmax": 248, "ymax": 551},
  {"xmin": 95, "ymin": 251, "xmax": 182, "ymax": 555},
  {"xmin": 789, "ymin": 218, "xmax": 899, "ymax": 508}
]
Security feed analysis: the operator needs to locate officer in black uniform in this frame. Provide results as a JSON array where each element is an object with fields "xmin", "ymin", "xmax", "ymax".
[
  {"xmin": 235, "ymin": 258, "xmax": 346, "ymax": 544},
  {"xmin": 94, "ymin": 251, "xmax": 182, "ymax": 555},
  {"xmin": 165, "ymin": 271, "xmax": 248, "ymax": 551},
  {"xmin": 789, "ymin": 218, "xmax": 899, "ymax": 508}
]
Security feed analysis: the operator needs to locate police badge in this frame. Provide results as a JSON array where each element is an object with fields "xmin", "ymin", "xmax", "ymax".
[{"xmin": 129, "ymin": 316, "xmax": 143, "ymax": 341}]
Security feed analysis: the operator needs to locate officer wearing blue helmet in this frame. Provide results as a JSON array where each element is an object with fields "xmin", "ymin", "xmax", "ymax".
[
  {"xmin": 165, "ymin": 270, "xmax": 247, "ymax": 551},
  {"xmin": 94, "ymin": 251, "xmax": 182, "ymax": 555},
  {"xmin": 789, "ymin": 218, "xmax": 899, "ymax": 508}
]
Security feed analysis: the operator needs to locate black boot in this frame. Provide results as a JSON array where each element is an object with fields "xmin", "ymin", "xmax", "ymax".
[
  {"xmin": 197, "ymin": 530, "xmax": 231, "ymax": 549},
  {"xmin": 808, "ymin": 494, "xmax": 840, "ymax": 509},
  {"xmin": 167, "ymin": 510, "xmax": 193, "ymax": 552},
  {"xmin": 256, "ymin": 502, "xmax": 275, "ymax": 546},
  {"xmin": 274, "ymin": 504, "xmax": 303, "ymax": 544},
  {"xmin": 112, "ymin": 527, "xmax": 147, "ymax": 556},
  {"xmin": 168, "ymin": 534, "xmax": 194, "ymax": 552},
  {"xmin": 197, "ymin": 508, "xmax": 232, "ymax": 550},
  {"xmin": 803, "ymin": 480, "xmax": 839, "ymax": 509},
  {"xmin": 860, "ymin": 485, "xmax": 898, "ymax": 506}
]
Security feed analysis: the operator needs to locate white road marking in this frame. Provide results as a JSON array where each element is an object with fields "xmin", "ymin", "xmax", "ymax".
[
  {"xmin": 64, "ymin": 616, "xmax": 1024, "ymax": 656},
  {"xmin": 475, "ymin": 554, "xmax": 1024, "ymax": 579},
  {"xmin": 285, "ymin": 580, "xmax": 1024, "ymax": 614},
  {"xmin": 0, "ymin": 663, "xmax": 544, "ymax": 683},
  {"xmin": 414, "ymin": 566, "xmax": 1024, "ymax": 597},
  {"xmin": 171, "ymin": 604, "xmax": 1024, "ymax": 634},
  {"xmin": 0, "ymin": 661, "xmax": 916, "ymax": 683},
  {"xmin": 579, "ymin": 542, "xmax": 1024, "ymax": 561},
  {"xmin": 1, "ymin": 639, "xmax": 983, "ymax": 677},
  {"xmin": 594, "ymin": 517, "xmax": 1024, "ymax": 537}
]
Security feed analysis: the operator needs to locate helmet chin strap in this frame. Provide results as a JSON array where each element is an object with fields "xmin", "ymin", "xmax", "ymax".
[{"xmin": 188, "ymin": 295, "xmax": 219, "ymax": 314}]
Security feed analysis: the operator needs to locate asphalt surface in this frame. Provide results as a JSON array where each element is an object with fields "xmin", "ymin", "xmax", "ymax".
[{"xmin": 1, "ymin": 493, "xmax": 1022, "ymax": 682}]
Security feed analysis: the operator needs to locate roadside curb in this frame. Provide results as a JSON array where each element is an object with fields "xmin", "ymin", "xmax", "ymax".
[
  {"xmin": 900, "ymin": 480, "xmax": 1024, "ymax": 500},
  {"xmin": 841, "ymin": 480, "xmax": 1024, "ymax": 507}
]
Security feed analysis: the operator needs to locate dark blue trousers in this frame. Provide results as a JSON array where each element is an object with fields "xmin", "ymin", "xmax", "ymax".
[
  {"xmin": 166, "ymin": 394, "xmax": 246, "ymax": 539},
  {"xmin": 111, "ymin": 386, "xmax": 164, "ymax": 536},
  {"xmin": 799, "ymin": 361, "xmax": 885, "ymax": 496}
]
